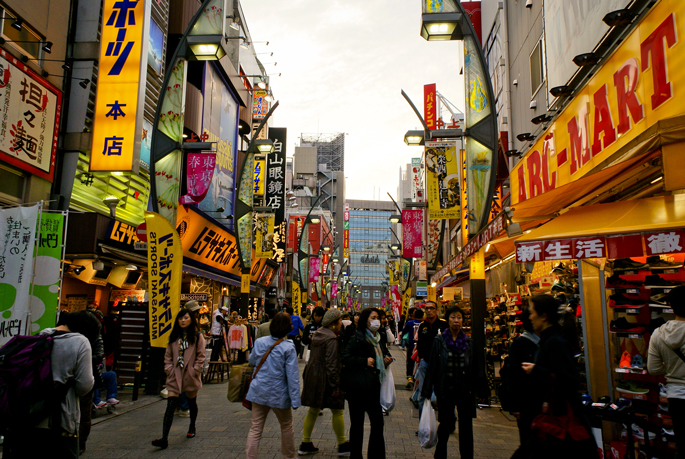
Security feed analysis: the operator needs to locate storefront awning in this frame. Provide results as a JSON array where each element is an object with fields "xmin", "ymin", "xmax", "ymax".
[
  {"xmin": 517, "ymin": 194, "xmax": 685, "ymax": 242},
  {"xmin": 436, "ymin": 268, "xmax": 469, "ymax": 289},
  {"xmin": 182, "ymin": 264, "xmax": 243, "ymax": 289}
]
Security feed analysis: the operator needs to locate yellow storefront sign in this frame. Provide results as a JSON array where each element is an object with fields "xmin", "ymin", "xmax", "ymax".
[
  {"xmin": 253, "ymin": 159, "xmax": 266, "ymax": 195},
  {"xmin": 90, "ymin": 0, "xmax": 148, "ymax": 172},
  {"xmin": 241, "ymin": 274, "xmax": 250, "ymax": 293},
  {"xmin": 292, "ymin": 281, "xmax": 301, "ymax": 317},
  {"xmin": 512, "ymin": 0, "xmax": 685, "ymax": 205},
  {"xmin": 426, "ymin": 141, "xmax": 461, "ymax": 220}
]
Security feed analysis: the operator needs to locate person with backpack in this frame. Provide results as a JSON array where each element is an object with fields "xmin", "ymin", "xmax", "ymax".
[
  {"xmin": 2, "ymin": 310, "xmax": 99, "ymax": 459},
  {"xmin": 301, "ymin": 306, "xmax": 324, "ymax": 361},
  {"xmin": 501, "ymin": 308, "xmax": 539, "ymax": 459},
  {"xmin": 151, "ymin": 307, "xmax": 207, "ymax": 449}
]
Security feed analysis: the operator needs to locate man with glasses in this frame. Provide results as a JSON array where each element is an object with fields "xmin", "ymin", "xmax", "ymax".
[{"xmin": 412, "ymin": 301, "xmax": 447, "ymax": 412}]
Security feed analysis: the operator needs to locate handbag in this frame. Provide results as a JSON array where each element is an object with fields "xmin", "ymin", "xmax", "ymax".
[
  {"xmin": 531, "ymin": 383, "xmax": 591, "ymax": 443},
  {"xmin": 242, "ymin": 338, "xmax": 285, "ymax": 410}
]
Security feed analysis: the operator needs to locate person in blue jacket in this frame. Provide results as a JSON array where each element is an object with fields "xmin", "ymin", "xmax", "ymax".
[
  {"xmin": 285, "ymin": 306, "xmax": 305, "ymax": 357},
  {"xmin": 245, "ymin": 312, "xmax": 301, "ymax": 459}
]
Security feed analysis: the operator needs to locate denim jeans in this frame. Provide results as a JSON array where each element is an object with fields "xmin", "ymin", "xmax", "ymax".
[
  {"xmin": 178, "ymin": 392, "xmax": 189, "ymax": 410},
  {"xmin": 93, "ymin": 371, "xmax": 117, "ymax": 404}
]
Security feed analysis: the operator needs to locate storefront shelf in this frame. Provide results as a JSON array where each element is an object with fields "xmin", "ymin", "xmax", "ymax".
[
  {"xmin": 615, "ymin": 367, "xmax": 648, "ymax": 375},
  {"xmin": 612, "ymin": 332, "xmax": 644, "ymax": 339}
]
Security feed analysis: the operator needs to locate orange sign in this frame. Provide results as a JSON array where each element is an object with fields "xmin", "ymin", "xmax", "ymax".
[
  {"xmin": 90, "ymin": 0, "xmax": 148, "ymax": 172},
  {"xmin": 512, "ymin": 0, "xmax": 685, "ymax": 205}
]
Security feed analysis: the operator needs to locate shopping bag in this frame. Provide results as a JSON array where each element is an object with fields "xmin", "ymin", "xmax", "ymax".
[
  {"xmin": 304, "ymin": 348, "xmax": 310, "ymax": 364},
  {"xmin": 227, "ymin": 363, "xmax": 253, "ymax": 402},
  {"xmin": 380, "ymin": 367, "xmax": 396, "ymax": 413},
  {"xmin": 418, "ymin": 398, "xmax": 437, "ymax": 449}
]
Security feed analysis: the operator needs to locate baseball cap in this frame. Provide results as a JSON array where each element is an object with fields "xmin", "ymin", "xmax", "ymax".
[
  {"xmin": 221, "ymin": 306, "xmax": 229, "ymax": 312},
  {"xmin": 185, "ymin": 300, "xmax": 201, "ymax": 312}
]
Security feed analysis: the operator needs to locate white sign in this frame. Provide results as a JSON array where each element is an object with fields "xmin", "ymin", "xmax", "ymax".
[{"xmin": 134, "ymin": 241, "xmax": 148, "ymax": 251}]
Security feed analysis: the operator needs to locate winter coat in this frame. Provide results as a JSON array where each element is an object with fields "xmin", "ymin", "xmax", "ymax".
[
  {"xmin": 422, "ymin": 333, "xmax": 477, "ymax": 401},
  {"xmin": 648, "ymin": 320, "xmax": 685, "ymax": 390},
  {"xmin": 341, "ymin": 330, "xmax": 390, "ymax": 402},
  {"xmin": 164, "ymin": 333, "xmax": 206, "ymax": 394},
  {"xmin": 503, "ymin": 331, "xmax": 539, "ymax": 415},
  {"xmin": 246, "ymin": 336, "xmax": 301, "ymax": 409},
  {"xmin": 301, "ymin": 327, "xmax": 344, "ymax": 409},
  {"xmin": 302, "ymin": 320, "xmax": 321, "ymax": 346}
]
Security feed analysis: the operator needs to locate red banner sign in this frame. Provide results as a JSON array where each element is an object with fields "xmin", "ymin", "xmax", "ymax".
[
  {"xmin": 402, "ymin": 209, "xmax": 423, "ymax": 259},
  {"xmin": 424, "ymin": 84, "xmax": 437, "ymax": 130},
  {"xmin": 179, "ymin": 153, "xmax": 216, "ymax": 205}
]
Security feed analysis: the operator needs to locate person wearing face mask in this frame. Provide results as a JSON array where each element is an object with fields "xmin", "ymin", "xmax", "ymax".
[
  {"xmin": 413, "ymin": 301, "xmax": 447, "ymax": 410},
  {"xmin": 298, "ymin": 309, "xmax": 351, "ymax": 456},
  {"xmin": 341, "ymin": 308, "xmax": 392, "ymax": 459}
]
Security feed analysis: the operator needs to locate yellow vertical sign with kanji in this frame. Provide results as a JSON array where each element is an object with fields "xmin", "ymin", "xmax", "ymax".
[
  {"xmin": 91, "ymin": 0, "xmax": 147, "ymax": 172},
  {"xmin": 241, "ymin": 274, "xmax": 251, "ymax": 293},
  {"xmin": 292, "ymin": 281, "xmax": 301, "ymax": 317}
]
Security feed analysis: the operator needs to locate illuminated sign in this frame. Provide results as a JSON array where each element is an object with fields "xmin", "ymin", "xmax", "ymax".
[
  {"xmin": 253, "ymin": 89, "xmax": 268, "ymax": 120},
  {"xmin": 424, "ymin": 84, "xmax": 436, "ymax": 130},
  {"xmin": 253, "ymin": 158, "xmax": 265, "ymax": 195},
  {"xmin": 91, "ymin": 0, "xmax": 149, "ymax": 172}
]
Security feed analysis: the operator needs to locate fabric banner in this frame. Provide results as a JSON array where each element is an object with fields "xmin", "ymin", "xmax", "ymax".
[
  {"xmin": 388, "ymin": 259, "xmax": 400, "ymax": 285},
  {"xmin": 255, "ymin": 214, "xmax": 275, "ymax": 259},
  {"xmin": 309, "ymin": 257, "xmax": 321, "ymax": 285},
  {"xmin": 32, "ymin": 212, "xmax": 64, "ymax": 335},
  {"xmin": 400, "ymin": 258, "xmax": 411, "ymax": 293},
  {"xmin": 253, "ymin": 159, "xmax": 265, "ymax": 195},
  {"xmin": 427, "ymin": 219, "xmax": 443, "ymax": 270},
  {"xmin": 179, "ymin": 153, "xmax": 216, "ymax": 205},
  {"xmin": 331, "ymin": 281, "xmax": 338, "ymax": 299},
  {"xmin": 0, "ymin": 204, "xmax": 39, "ymax": 345},
  {"xmin": 426, "ymin": 141, "xmax": 460, "ymax": 220},
  {"xmin": 402, "ymin": 209, "xmax": 423, "ymax": 258},
  {"xmin": 402, "ymin": 288, "xmax": 412, "ymax": 319},
  {"xmin": 391, "ymin": 285, "xmax": 401, "ymax": 322},
  {"xmin": 145, "ymin": 211, "xmax": 182, "ymax": 348}
]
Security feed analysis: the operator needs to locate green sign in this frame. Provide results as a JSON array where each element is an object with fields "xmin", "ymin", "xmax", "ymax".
[
  {"xmin": 32, "ymin": 213, "xmax": 64, "ymax": 334},
  {"xmin": 344, "ymin": 220, "xmax": 349, "ymax": 230}
]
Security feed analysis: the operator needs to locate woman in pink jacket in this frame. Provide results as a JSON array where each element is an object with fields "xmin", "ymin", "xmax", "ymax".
[{"xmin": 152, "ymin": 308, "xmax": 206, "ymax": 449}]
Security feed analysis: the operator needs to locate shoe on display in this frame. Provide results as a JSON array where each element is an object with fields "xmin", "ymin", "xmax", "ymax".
[
  {"xmin": 606, "ymin": 274, "xmax": 642, "ymax": 289},
  {"xmin": 630, "ymin": 354, "xmax": 644, "ymax": 369},
  {"xmin": 609, "ymin": 398, "xmax": 633, "ymax": 412},
  {"xmin": 550, "ymin": 262, "xmax": 570, "ymax": 275},
  {"xmin": 337, "ymin": 441, "xmax": 351, "ymax": 456},
  {"xmin": 616, "ymin": 380, "xmax": 649, "ymax": 395},
  {"xmin": 297, "ymin": 442, "xmax": 320, "ymax": 455},
  {"xmin": 649, "ymin": 293, "xmax": 670, "ymax": 308},
  {"xmin": 657, "ymin": 404, "xmax": 669, "ymax": 414},
  {"xmin": 646, "ymin": 256, "xmax": 683, "ymax": 270},
  {"xmin": 619, "ymin": 351, "xmax": 632, "ymax": 368},
  {"xmin": 555, "ymin": 293, "xmax": 568, "ymax": 305},
  {"xmin": 612, "ymin": 259, "xmax": 649, "ymax": 272},
  {"xmin": 609, "ymin": 293, "xmax": 647, "ymax": 308},
  {"xmin": 659, "ymin": 383, "xmax": 667, "ymax": 398},
  {"xmin": 630, "ymin": 424, "xmax": 656, "ymax": 440},
  {"xmin": 644, "ymin": 274, "xmax": 682, "ymax": 289},
  {"xmin": 610, "ymin": 318, "xmax": 647, "ymax": 333},
  {"xmin": 581, "ymin": 393, "xmax": 593, "ymax": 406},
  {"xmin": 661, "ymin": 427, "xmax": 674, "ymax": 437}
]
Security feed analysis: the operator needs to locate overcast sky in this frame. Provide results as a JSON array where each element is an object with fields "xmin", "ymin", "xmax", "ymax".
[{"xmin": 241, "ymin": 0, "xmax": 466, "ymax": 201}]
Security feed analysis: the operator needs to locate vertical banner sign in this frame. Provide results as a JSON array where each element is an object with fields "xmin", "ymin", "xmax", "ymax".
[
  {"xmin": 400, "ymin": 258, "xmax": 411, "ymax": 293},
  {"xmin": 402, "ymin": 288, "xmax": 412, "ymax": 319},
  {"xmin": 0, "ymin": 205, "xmax": 38, "ymax": 345},
  {"xmin": 424, "ymin": 84, "xmax": 437, "ymax": 130},
  {"xmin": 460, "ymin": 149, "xmax": 469, "ymax": 247},
  {"xmin": 425, "ymin": 141, "xmax": 460, "ymax": 220},
  {"xmin": 33, "ymin": 212, "xmax": 65, "ymax": 334},
  {"xmin": 343, "ymin": 203, "xmax": 350, "ymax": 259},
  {"xmin": 391, "ymin": 284, "xmax": 401, "ymax": 322},
  {"xmin": 402, "ymin": 209, "xmax": 423, "ymax": 258},
  {"xmin": 91, "ymin": 0, "xmax": 148, "ymax": 172},
  {"xmin": 309, "ymin": 257, "xmax": 321, "ymax": 285},
  {"xmin": 179, "ymin": 153, "xmax": 216, "ymax": 205},
  {"xmin": 331, "ymin": 281, "xmax": 338, "ymax": 299},
  {"xmin": 253, "ymin": 158, "xmax": 265, "ymax": 195},
  {"xmin": 253, "ymin": 89, "xmax": 269, "ymax": 120},
  {"xmin": 411, "ymin": 158, "xmax": 422, "ymax": 202},
  {"xmin": 267, "ymin": 128, "xmax": 287, "ymax": 263},
  {"xmin": 322, "ymin": 253, "xmax": 329, "ymax": 274},
  {"xmin": 427, "ymin": 219, "xmax": 443, "ymax": 269},
  {"xmin": 241, "ymin": 273, "xmax": 250, "ymax": 293},
  {"xmin": 255, "ymin": 214, "xmax": 275, "ymax": 259},
  {"xmin": 145, "ymin": 211, "xmax": 182, "ymax": 348},
  {"xmin": 388, "ymin": 259, "xmax": 400, "ymax": 285}
]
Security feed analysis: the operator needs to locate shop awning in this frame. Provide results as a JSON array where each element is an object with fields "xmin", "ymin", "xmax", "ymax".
[
  {"xmin": 517, "ymin": 194, "xmax": 685, "ymax": 242},
  {"xmin": 436, "ymin": 268, "xmax": 469, "ymax": 289},
  {"xmin": 182, "ymin": 264, "xmax": 243, "ymax": 289},
  {"xmin": 99, "ymin": 244, "xmax": 148, "ymax": 265}
]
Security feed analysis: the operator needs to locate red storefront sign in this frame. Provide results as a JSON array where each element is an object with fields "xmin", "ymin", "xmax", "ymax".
[
  {"xmin": 402, "ymin": 209, "xmax": 423, "ymax": 259},
  {"xmin": 424, "ymin": 84, "xmax": 436, "ymax": 130}
]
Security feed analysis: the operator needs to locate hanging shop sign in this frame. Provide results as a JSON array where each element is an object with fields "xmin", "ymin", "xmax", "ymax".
[
  {"xmin": 145, "ymin": 211, "xmax": 182, "ymax": 348},
  {"xmin": 33, "ymin": 212, "xmax": 65, "ymax": 333},
  {"xmin": 0, "ymin": 49, "xmax": 62, "ymax": 181},
  {"xmin": 411, "ymin": 157, "xmax": 423, "ymax": 202},
  {"xmin": 390, "ymin": 284, "xmax": 401, "ymax": 322},
  {"xmin": 267, "ymin": 128, "xmax": 287, "ymax": 263},
  {"xmin": 309, "ymin": 257, "xmax": 321, "ymax": 284},
  {"xmin": 416, "ymin": 281, "xmax": 428, "ymax": 297},
  {"xmin": 513, "ymin": 0, "xmax": 685, "ymax": 206},
  {"xmin": 179, "ymin": 153, "xmax": 216, "ymax": 205},
  {"xmin": 402, "ymin": 209, "xmax": 423, "ymax": 258},
  {"xmin": 431, "ymin": 212, "xmax": 505, "ymax": 284},
  {"xmin": 180, "ymin": 293, "xmax": 209, "ymax": 301},
  {"xmin": 253, "ymin": 89, "xmax": 269, "ymax": 121},
  {"xmin": 388, "ymin": 258, "xmax": 400, "ymax": 285},
  {"xmin": 292, "ymin": 281, "xmax": 301, "ymax": 316},
  {"xmin": 427, "ymin": 218, "xmax": 443, "ymax": 269},
  {"xmin": 425, "ymin": 141, "xmax": 460, "ymax": 220},
  {"xmin": 91, "ymin": 0, "xmax": 149, "ymax": 172},
  {"xmin": 253, "ymin": 158, "xmax": 265, "ymax": 195},
  {"xmin": 107, "ymin": 219, "xmax": 141, "ymax": 248},
  {"xmin": 424, "ymin": 84, "xmax": 437, "ymax": 130},
  {"xmin": 255, "ymin": 213, "xmax": 275, "ymax": 259},
  {"xmin": 343, "ymin": 204, "xmax": 350, "ymax": 259}
]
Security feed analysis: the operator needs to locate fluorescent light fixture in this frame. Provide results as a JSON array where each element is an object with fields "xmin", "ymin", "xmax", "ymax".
[
  {"xmin": 125, "ymin": 264, "xmax": 137, "ymax": 271},
  {"xmin": 485, "ymin": 243, "xmax": 491, "ymax": 252},
  {"xmin": 431, "ymin": 282, "xmax": 437, "ymax": 287},
  {"xmin": 651, "ymin": 176, "xmax": 663, "ymax": 184}
]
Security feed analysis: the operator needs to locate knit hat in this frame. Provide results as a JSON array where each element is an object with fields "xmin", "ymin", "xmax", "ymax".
[
  {"xmin": 185, "ymin": 300, "xmax": 201, "ymax": 312},
  {"xmin": 322, "ymin": 308, "xmax": 342, "ymax": 327}
]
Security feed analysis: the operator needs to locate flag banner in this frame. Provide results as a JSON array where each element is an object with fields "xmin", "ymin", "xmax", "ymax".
[
  {"xmin": 331, "ymin": 281, "xmax": 338, "ymax": 299},
  {"xmin": 309, "ymin": 257, "xmax": 321, "ymax": 284},
  {"xmin": 292, "ymin": 281, "xmax": 301, "ymax": 317},
  {"xmin": 179, "ymin": 153, "xmax": 216, "ymax": 205},
  {"xmin": 426, "ymin": 141, "xmax": 460, "ymax": 220},
  {"xmin": 388, "ymin": 258, "xmax": 400, "ymax": 285},
  {"xmin": 402, "ymin": 209, "xmax": 423, "ymax": 258},
  {"xmin": 33, "ymin": 212, "xmax": 65, "ymax": 334},
  {"xmin": 255, "ymin": 214, "xmax": 275, "ymax": 259},
  {"xmin": 391, "ymin": 285, "xmax": 401, "ymax": 323},
  {"xmin": 145, "ymin": 211, "xmax": 182, "ymax": 348}
]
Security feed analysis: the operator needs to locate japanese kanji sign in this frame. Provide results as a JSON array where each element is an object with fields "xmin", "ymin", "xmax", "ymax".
[
  {"xmin": 426, "ymin": 141, "xmax": 460, "ymax": 220},
  {"xmin": 411, "ymin": 157, "xmax": 423, "ymax": 202},
  {"xmin": 255, "ymin": 214, "xmax": 275, "ymax": 259},
  {"xmin": 266, "ymin": 128, "xmax": 286, "ymax": 263},
  {"xmin": 0, "ymin": 50, "xmax": 61, "ymax": 181},
  {"xmin": 253, "ymin": 89, "xmax": 268, "ymax": 120},
  {"xmin": 645, "ymin": 231, "xmax": 684, "ymax": 256},
  {"xmin": 424, "ymin": 84, "xmax": 436, "ymax": 130},
  {"xmin": 179, "ymin": 153, "xmax": 216, "ymax": 205},
  {"xmin": 402, "ymin": 209, "xmax": 423, "ymax": 259},
  {"xmin": 0, "ymin": 204, "xmax": 38, "ymax": 345},
  {"xmin": 309, "ymin": 257, "xmax": 321, "ymax": 285},
  {"xmin": 33, "ymin": 212, "xmax": 65, "ymax": 334},
  {"xmin": 91, "ymin": 0, "xmax": 148, "ymax": 172},
  {"xmin": 253, "ymin": 158, "xmax": 265, "ymax": 195}
]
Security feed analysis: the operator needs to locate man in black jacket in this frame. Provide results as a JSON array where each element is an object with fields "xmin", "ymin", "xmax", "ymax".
[{"xmin": 412, "ymin": 301, "xmax": 447, "ymax": 408}]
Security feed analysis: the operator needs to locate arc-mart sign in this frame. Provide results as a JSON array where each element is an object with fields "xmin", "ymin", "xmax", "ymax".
[{"xmin": 512, "ymin": 0, "xmax": 685, "ymax": 206}]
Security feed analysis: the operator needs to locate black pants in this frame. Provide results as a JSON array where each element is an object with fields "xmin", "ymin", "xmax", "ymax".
[
  {"xmin": 289, "ymin": 335, "xmax": 302, "ymax": 357},
  {"xmin": 210, "ymin": 335, "xmax": 223, "ymax": 361},
  {"xmin": 78, "ymin": 389, "xmax": 94, "ymax": 449},
  {"xmin": 511, "ymin": 411, "xmax": 535, "ymax": 459},
  {"xmin": 4, "ymin": 427, "xmax": 79, "ymax": 459},
  {"xmin": 670, "ymin": 397, "xmax": 685, "ymax": 459},
  {"xmin": 435, "ymin": 392, "xmax": 474, "ymax": 459},
  {"xmin": 406, "ymin": 344, "xmax": 415, "ymax": 378},
  {"xmin": 347, "ymin": 397, "xmax": 385, "ymax": 459}
]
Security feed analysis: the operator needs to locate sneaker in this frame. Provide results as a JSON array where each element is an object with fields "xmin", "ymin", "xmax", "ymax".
[
  {"xmin": 297, "ymin": 442, "xmax": 320, "ymax": 455},
  {"xmin": 406, "ymin": 377, "xmax": 413, "ymax": 389},
  {"xmin": 649, "ymin": 293, "xmax": 670, "ymax": 308},
  {"xmin": 647, "ymin": 256, "xmax": 683, "ymax": 270},
  {"xmin": 609, "ymin": 293, "xmax": 647, "ymax": 308},
  {"xmin": 616, "ymin": 380, "xmax": 649, "ymax": 395},
  {"xmin": 659, "ymin": 383, "xmax": 668, "ymax": 398},
  {"xmin": 631, "ymin": 424, "xmax": 656, "ymax": 440},
  {"xmin": 94, "ymin": 401, "xmax": 107, "ymax": 408},
  {"xmin": 550, "ymin": 262, "xmax": 570, "ymax": 275},
  {"xmin": 644, "ymin": 274, "xmax": 682, "ymax": 289},
  {"xmin": 612, "ymin": 259, "xmax": 649, "ymax": 272},
  {"xmin": 606, "ymin": 274, "xmax": 642, "ymax": 289},
  {"xmin": 592, "ymin": 395, "xmax": 611, "ymax": 409},
  {"xmin": 662, "ymin": 427, "xmax": 674, "ymax": 436},
  {"xmin": 610, "ymin": 318, "xmax": 647, "ymax": 333},
  {"xmin": 631, "ymin": 354, "xmax": 644, "ymax": 369},
  {"xmin": 657, "ymin": 404, "xmax": 669, "ymax": 414},
  {"xmin": 177, "ymin": 409, "xmax": 190, "ymax": 418},
  {"xmin": 337, "ymin": 441, "xmax": 351, "ymax": 456},
  {"xmin": 106, "ymin": 398, "xmax": 120, "ymax": 405},
  {"xmin": 581, "ymin": 393, "xmax": 593, "ymax": 406},
  {"xmin": 609, "ymin": 398, "xmax": 632, "ymax": 412},
  {"xmin": 619, "ymin": 351, "xmax": 632, "ymax": 368}
]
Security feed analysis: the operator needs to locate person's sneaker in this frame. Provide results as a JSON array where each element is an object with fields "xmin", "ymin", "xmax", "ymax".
[
  {"xmin": 297, "ymin": 442, "xmax": 320, "ymax": 455},
  {"xmin": 631, "ymin": 354, "xmax": 644, "ymax": 369},
  {"xmin": 609, "ymin": 293, "xmax": 647, "ymax": 308},
  {"xmin": 177, "ymin": 409, "xmax": 190, "ymax": 418},
  {"xmin": 337, "ymin": 441, "xmax": 351, "ymax": 456},
  {"xmin": 649, "ymin": 293, "xmax": 670, "ymax": 308},
  {"xmin": 609, "ymin": 398, "xmax": 632, "ymax": 412},
  {"xmin": 644, "ymin": 275, "xmax": 682, "ymax": 289},
  {"xmin": 106, "ymin": 398, "xmax": 120, "ymax": 405},
  {"xmin": 647, "ymin": 256, "xmax": 683, "ymax": 270},
  {"xmin": 619, "ymin": 351, "xmax": 632, "ymax": 368},
  {"xmin": 612, "ymin": 259, "xmax": 649, "ymax": 272},
  {"xmin": 616, "ymin": 380, "xmax": 649, "ymax": 395},
  {"xmin": 406, "ymin": 377, "xmax": 413, "ymax": 389},
  {"xmin": 610, "ymin": 318, "xmax": 647, "ymax": 333},
  {"xmin": 94, "ymin": 401, "xmax": 107, "ymax": 408},
  {"xmin": 606, "ymin": 274, "xmax": 642, "ymax": 289}
]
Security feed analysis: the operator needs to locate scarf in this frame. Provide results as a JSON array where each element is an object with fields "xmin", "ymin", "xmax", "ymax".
[
  {"xmin": 177, "ymin": 333, "xmax": 189, "ymax": 368},
  {"xmin": 442, "ymin": 328, "xmax": 469, "ymax": 355},
  {"xmin": 366, "ymin": 329, "xmax": 386, "ymax": 383}
]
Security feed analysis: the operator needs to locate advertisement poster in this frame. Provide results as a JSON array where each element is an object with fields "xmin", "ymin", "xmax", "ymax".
[
  {"xmin": 390, "ymin": 284, "xmax": 401, "ymax": 322},
  {"xmin": 425, "ymin": 141, "xmax": 460, "ymax": 220},
  {"xmin": 402, "ymin": 209, "xmax": 423, "ymax": 258},
  {"xmin": 388, "ymin": 259, "xmax": 400, "ymax": 285},
  {"xmin": 255, "ymin": 214, "xmax": 275, "ymax": 259},
  {"xmin": 0, "ymin": 204, "xmax": 38, "ymax": 345},
  {"xmin": 179, "ymin": 153, "xmax": 216, "ymax": 205},
  {"xmin": 32, "ymin": 212, "xmax": 65, "ymax": 334},
  {"xmin": 145, "ymin": 211, "xmax": 182, "ymax": 348},
  {"xmin": 147, "ymin": 19, "xmax": 164, "ymax": 75},
  {"xmin": 309, "ymin": 257, "xmax": 321, "ymax": 285}
]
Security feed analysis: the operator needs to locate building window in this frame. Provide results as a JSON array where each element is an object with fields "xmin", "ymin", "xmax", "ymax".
[
  {"xmin": 0, "ymin": 164, "xmax": 25, "ymax": 204},
  {"xmin": 529, "ymin": 37, "xmax": 545, "ymax": 97},
  {"xmin": 0, "ymin": 7, "xmax": 43, "ymax": 60},
  {"xmin": 363, "ymin": 290, "xmax": 370, "ymax": 298},
  {"xmin": 373, "ymin": 291, "xmax": 380, "ymax": 298}
]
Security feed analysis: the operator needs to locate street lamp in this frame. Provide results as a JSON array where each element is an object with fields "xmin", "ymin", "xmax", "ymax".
[
  {"xmin": 254, "ymin": 139, "xmax": 275, "ymax": 154},
  {"xmin": 389, "ymin": 242, "xmax": 401, "ymax": 251},
  {"xmin": 389, "ymin": 214, "xmax": 402, "ymax": 224},
  {"xmin": 309, "ymin": 216, "xmax": 321, "ymax": 224},
  {"xmin": 187, "ymin": 35, "xmax": 226, "ymax": 60},
  {"xmin": 404, "ymin": 130, "xmax": 425, "ymax": 146}
]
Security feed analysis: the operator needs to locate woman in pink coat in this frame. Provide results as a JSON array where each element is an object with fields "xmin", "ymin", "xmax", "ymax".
[{"xmin": 152, "ymin": 308, "xmax": 206, "ymax": 449}]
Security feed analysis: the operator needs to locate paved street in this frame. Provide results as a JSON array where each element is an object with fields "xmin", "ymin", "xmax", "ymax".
[{"xmin": 83, "ymin": 346, "xmax": 519, "ymax": 458}]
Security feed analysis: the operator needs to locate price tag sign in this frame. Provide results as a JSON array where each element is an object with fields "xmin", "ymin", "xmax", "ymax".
[{"xmin": 628, "ymin": 334, "xmax": 641, "ymax": 339}]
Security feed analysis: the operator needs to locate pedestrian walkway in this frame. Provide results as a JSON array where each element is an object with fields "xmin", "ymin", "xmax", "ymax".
[{"xmin": 82, "ymin": 345, "xmax": 519, "ymax": 458}]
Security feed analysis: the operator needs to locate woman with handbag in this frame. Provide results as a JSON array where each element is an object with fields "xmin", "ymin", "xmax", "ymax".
[
  {"xmin": 421, "ymin": 306, "xmax": 478, "ymax": 459},
  {"xmin": 522, "ymin": 294, "xmax": 598, "ymax": 459},
  {"xmin": 245, "ymin": 312, "xmax": 301, "ymax": 459},
  {"xmin": 341, "ymin": 307, "xmax": 391, "ymax": 459},
  {"xmin": 152, "ymin": 308, "xmax": 206, "ymax": 449}
]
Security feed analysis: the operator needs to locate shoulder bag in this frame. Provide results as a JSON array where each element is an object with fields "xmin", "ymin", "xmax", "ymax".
[{"xmin": 242, "ymin": 338, "xmax": 285, "ymax": 410}]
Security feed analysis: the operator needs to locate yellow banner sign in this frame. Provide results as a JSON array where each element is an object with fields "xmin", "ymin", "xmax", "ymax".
[
  {"xmin": 253, "ymin": 159, "xmax": 266, "ymax": 195},
  {"xmin": 426, "ymin": 141, "xmax": 460, "ymax": 220},
  {"xmin": 427, "ymin": 286, "xmax": 437, "ymax": 303},
  {"xmin": 255, "ymin": 214, "xmax": 275, "ymax": 258},
  {"xmin": 145, "ymin": 211, "xmax": 182, "ymax": 348},
  {"xmin": 388, "ymin": 259, "xmax": 400, "ymax": 285},
  {"xmin": 91, "ymin": 0, "xmax": 147, "ymax": 172},
  {"xmin": 241, "ymin": 274, "xmax": 250, "ymax": 293},
  {"xmin": 512, "ymin": 0, "xmax": 685, "ymax": 205},
  {"xmin": 292, "ymin": 281, "xmax": 301, "ymax": 317}
]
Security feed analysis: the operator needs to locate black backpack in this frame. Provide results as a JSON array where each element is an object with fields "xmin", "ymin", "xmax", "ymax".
[{"xmin": 497, "ymin": 355, "xmax": 511, "ymax": 412}]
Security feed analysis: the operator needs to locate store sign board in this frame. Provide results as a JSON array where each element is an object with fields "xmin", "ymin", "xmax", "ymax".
[
  {"xmin": 107, "ymin": 220, "xmax": 141, "ymax": 248},
  {"xmin": 512, "ymin": 0, "xmax": 685, "ymax": 206},
  {"xmin": 606, "ymin": 234, "xmax": 644, "ymax": 259},
  {"xmin": 253, "ymin": 158, "xmax": 265, "ymax": 195},
  {"xmin": 253, "ymin": 89, "xmax": 268, "ymax": 120},
  {"xmin": 402, "ymin": 209, "xmax": 423, "ymax": 258},
  {"xmin": 425, "ymin": 141, "xmax": 460, "ymax": 220},
  {"xmin": 517, "ymin": 238, "xmax": 607, "ymax": 263},
  {"xmin": 91, "ymin": 0, "xmax": 148, "ymax": 172},
  {"xmin": 267, "ymin": 128, "xmax": 287, "ymax": 263},
  {"xmin": 644, "ymin": 230, "xmax": 684, "ymax": 256},
  {"xmin": 0, "ymin": 49, "xmax": 61, "ymax": 181},
  {"xmin": 33, "ymin": 212, "xmax": 64, "ymax": 333},
  {"xmin": 180, "ymin": 293, "xmax": 208, "ymax": 301},
  {"xmin": 424, "ymin": 84, "xmax": 436, "ymax": 130},
  {"xmin": 416, "ymin": 281, "xmax": 428, "ymax": 297}
]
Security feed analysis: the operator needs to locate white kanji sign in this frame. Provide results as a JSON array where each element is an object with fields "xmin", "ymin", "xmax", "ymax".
[
  {"xmin": 544, "ymin": 240, "xmax": 573, "ymax": 260},
  {"xmin": 645, "ymin": 231, "xmax": 683, "ymax": 255},
  {"xmin": 516, "ymin": 243, "xmax": 543, "ymax": 263},
  {"xmin": 574, "ymin": 238, "xmax": 606, "ymax": 259}
]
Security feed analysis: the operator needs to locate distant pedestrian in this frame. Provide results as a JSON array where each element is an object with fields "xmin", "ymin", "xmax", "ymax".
[
  {"xmin": 302, "ymin": 306, "xmax": 324, "ymax": 359},
  {"xmin": 401, "ymin": 309, "xmax": 424, "ymax": 388},
  {"xmin": 342, "ymin": 307, "xmax": 391, "ymax": 459},
  {"xmin": 422, "ymin": 306, "xmax": 477, "ymax": 459},
  {"xmin": 299, "ymin": 308, "xmax": 351, "ymax": 456},
  {"xmin": 256, "ymin": 309, "xmax": 276, "ymax": 339},
  {"xmin": 152, "ymin": 308, "xmax": 206, "ymax": 449},
  {"xmin": 246, "ymin": 312, "xmax": 301, "ymax": 459},
  {"xmin": 285, "ymin": 306, "xmax": 305, "ymax": 357},
  {"xmin": 342, "ymin": 311, "xmax": 360, "ymax": 348}
]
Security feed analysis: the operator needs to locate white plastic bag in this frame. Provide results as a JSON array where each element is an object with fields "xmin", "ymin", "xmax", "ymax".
[
  {"xmin": 304, "ymin": 348, "xmax": 310, "ymax": 363},
  {"xmin": 418, "ymin": 398, "xmax": 437, "ymax": 449},
  {"xmin": 380, "ymin": 367, "xmax": 396, "ymax": 413}
]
